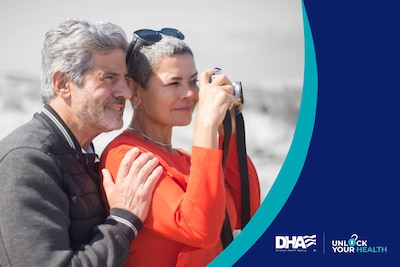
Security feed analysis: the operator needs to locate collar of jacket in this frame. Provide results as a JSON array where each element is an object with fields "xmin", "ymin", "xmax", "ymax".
[{"xmin": 40, "ymin": 104, "xmax": 97, "ymax": 156}]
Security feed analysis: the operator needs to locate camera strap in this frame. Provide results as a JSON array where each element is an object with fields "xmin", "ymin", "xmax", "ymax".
[
  {"xmin": 220, "ymin": 110, "xmax": 250, "ymax": 249},
  {"xmin": 236, "ymin": 111, "xmax": 250, "ymax": 228}
]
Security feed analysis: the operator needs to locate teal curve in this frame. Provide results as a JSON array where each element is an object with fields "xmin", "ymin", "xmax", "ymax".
[{"xmin": 208, "ymin": 1, "xmax": 318, "ymax": 266}]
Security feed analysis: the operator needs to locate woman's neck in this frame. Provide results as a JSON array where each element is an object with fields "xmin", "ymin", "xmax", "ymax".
[{"xmin": 127, "ymin": 122, "xmax": 177, "ymax": 154}]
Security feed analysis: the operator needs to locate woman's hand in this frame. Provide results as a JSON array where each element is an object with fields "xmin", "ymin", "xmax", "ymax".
[{"xmin": 193, "ymin": 68, "xmax": 236, "ymax": 149}]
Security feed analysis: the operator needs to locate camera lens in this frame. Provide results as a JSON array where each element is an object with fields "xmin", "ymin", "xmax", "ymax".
[{"xmin": 232, "ymin": 81, "xmax": 244, "ymax": 105}]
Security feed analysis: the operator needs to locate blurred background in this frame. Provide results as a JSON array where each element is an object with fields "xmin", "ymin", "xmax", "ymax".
[{"xmin": 0, "ymin": 0, "xmax": 304, "ymax": 200}]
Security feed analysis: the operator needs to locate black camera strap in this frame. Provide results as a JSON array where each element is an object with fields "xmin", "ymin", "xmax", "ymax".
[
  {"xmin": 220, "ymin": 110, "xmax": 250, "ymax": 249},
  {"xmin": 236, "ymin": 111, "xmax": 250, "ymax": 228},
  {"xmin": 220, "ymin": 111, "xmax": 233, "ymax": 249}
]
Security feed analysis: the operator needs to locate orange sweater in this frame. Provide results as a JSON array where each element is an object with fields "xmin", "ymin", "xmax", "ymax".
[{"xmin": 100, "ymin": 130, "xmax": 260, "ymax": 267}]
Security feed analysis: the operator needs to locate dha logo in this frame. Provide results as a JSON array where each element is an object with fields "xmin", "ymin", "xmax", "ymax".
[
  {"xmin": 331, "ymin": 233, "xmax": 387, "ymax": 254},
  {"xmin": 275, "ymin": 235, "xmax": 316, "ymax": 252}
]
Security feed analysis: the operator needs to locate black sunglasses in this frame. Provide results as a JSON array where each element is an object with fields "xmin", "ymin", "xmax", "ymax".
[
  {"xmin": 134, "ymin": 28, "xmax": 185, "ymax": 44},
  {"xmin": 126, "ymin": 28, "xmax": 185, "ymax": 63}
]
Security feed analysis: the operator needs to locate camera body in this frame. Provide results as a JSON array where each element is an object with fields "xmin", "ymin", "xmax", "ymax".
[{"xmin": 211, "ymin": 69, "xmax": 244, "ymax": 105}]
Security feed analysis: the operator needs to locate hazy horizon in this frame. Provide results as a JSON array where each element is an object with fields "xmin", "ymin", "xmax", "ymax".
[
  {"xmin": 0, "ymin": 0, "xmax": 304, "ymax": 88},
  {"xmin": 0, "ymin": 0, "xmax": 305, "ymax": 199}
]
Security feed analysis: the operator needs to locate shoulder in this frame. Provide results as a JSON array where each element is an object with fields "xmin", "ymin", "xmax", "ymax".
[
  {"xmin": 4, "ymin": 116, "xmax": 71, "ymax": 156},
  {"xmin": 0, "ymin": 116, "xmax": 50, "ymax": 155},
  {"xmin": 0, "ymin": 115, "xmax": 69, "ymax": 183},
  {"xmin": 101, "ymin": 130, "xmax": 152, "ymax": 158},
  {"xmin": 100, "ymin": 131, "xmax": 145, "ymax": 177}
]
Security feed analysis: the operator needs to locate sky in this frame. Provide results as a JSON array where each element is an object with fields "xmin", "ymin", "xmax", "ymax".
[{"xmin": 0, "ymin": 0, "xmax": 304, "ymax": 89}]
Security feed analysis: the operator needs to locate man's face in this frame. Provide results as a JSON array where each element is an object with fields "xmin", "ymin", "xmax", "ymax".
[{"xmin": 71, "ymin": 50, "xmax": 131, "ymax": 133}]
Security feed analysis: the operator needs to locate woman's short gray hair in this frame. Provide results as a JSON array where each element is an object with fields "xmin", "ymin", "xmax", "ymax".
[
  {"xmin": 40, "ymin": 18, "xmax": 128, "ymax": 104},
  {"xmin": 126, "ymin": 34, "xmax": 193, "ymax": 89}
]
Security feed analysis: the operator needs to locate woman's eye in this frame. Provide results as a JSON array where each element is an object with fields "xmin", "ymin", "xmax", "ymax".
[{"xmin": 167, "ymin": 82, "xmax": 179, "ymax": 86}]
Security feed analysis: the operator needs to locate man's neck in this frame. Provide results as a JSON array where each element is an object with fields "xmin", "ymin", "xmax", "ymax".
[{"xmin": 48, "ymin": 101, "xmax": 98, "ymax": 150}]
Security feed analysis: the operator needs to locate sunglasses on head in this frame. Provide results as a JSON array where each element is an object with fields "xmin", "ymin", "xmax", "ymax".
[
  {"xmin": 126, "ymin": 28, "xmax": 185, "ymax": 63},
  {"xmin": 134, "ymin": 28, "xmax": 184, "ymax": 44}
]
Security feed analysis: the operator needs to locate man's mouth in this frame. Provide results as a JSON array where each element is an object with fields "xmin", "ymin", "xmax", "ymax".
[{"xmin": 108, "ymin": 104, "xmax": 125, "ymax": 112}]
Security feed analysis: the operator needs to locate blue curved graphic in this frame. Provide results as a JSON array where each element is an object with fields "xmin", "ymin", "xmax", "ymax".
[{"xmin": 208, "ymin": 1, "xmax": 318, "ymax": 265}]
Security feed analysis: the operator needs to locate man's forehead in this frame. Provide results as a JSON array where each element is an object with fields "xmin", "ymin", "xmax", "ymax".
[{"xmin": 89, "ymin": 51, "xmax": 127, "ymax": 73}]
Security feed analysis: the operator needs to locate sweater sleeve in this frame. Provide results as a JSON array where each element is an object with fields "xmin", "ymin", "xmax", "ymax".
[
  {"xmin": 0, "ymin": 148, "xmax": 132, "ymax": 267},
  {"xmin": 176, "ymin": 146, "xmax": 226, "ymax": 246},
  {"xmin": 219, "ymin": 134, "xmax": 261, "ymax": 229}
]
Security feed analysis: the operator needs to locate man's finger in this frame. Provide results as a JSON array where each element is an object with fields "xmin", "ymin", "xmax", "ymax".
[
  {"xmin": 101, "ymin": 168, "xmax": 113, "ymax": 202},
  {"xmin": 136, "ymin": 157, "xmax": 160, "ymax": 182},
  {"xmin": 143, "ymin": 166, "xmax": 163, "ymax": 190},
  {"xmin": 127, "ymin": 152, "xmax": 157, "ymax": 184},
  {"xmin": 116, "ymin": 147, "xmax": 140, "ymax": 180}
]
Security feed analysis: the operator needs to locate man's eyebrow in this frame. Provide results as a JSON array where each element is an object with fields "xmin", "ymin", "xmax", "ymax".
[
  {"xmin": 104, "ymin": 71, "xmax": 119, "ymax": 76},
  {"xmin": 103, "ymin": 72, "xmax": 128, "ymax": 79}
]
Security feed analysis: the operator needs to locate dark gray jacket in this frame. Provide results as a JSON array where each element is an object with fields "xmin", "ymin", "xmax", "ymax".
[{"xmin": 0, "ymin": 105, "xmax": 141, "ymax": 267}]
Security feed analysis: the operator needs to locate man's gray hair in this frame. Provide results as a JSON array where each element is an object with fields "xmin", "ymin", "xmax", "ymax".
[{"xmin": 40, "ymin": 18, "xmax": 128, "ymax": 104}]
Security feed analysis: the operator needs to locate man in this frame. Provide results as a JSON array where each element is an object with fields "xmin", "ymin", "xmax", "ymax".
[{"xmin": 0, "ymin": 18, "xmax": 162, "ymax": 266}]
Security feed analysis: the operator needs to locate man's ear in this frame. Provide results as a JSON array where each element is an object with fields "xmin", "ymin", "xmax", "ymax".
[{"xmin": 52, "ymin": 71, "xmax": 71, "ymax": 99}]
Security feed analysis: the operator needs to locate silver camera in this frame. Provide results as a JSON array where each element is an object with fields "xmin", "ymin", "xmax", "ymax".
[
  {"xmin": 211, "ymin": 70, "xmax": 244, "ymax": 106},
  {"xmin": 232, "ymin": 81, "xmax": 244, "ymax": 105}
]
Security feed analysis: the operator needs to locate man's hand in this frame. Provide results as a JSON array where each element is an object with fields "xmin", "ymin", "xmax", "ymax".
[{"xmin": 102, "ymin": 147, "xmax": 163, "ymax": 221}]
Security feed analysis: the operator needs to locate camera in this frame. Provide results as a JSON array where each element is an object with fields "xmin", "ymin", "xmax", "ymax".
[
  {"xmin": 232, "ymin": 81, "xmax": 244, "ymax": 106},
  {"xmin": 211, "ymin": 69, "xmax": 244, "ymax": 106}
]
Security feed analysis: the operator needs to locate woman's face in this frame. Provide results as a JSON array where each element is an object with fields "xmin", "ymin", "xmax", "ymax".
[{"xmin": 136, "ymin": 53, "xmax": 199, "ymax": 128}]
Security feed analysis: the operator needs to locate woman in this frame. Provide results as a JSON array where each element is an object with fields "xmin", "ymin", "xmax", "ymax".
[{"xmin": 100, "ymin": 28, "xmax": 260, "ymax": 267}]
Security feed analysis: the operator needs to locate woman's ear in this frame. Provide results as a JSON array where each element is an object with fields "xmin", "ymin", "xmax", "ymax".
[
  {"xmin": 52, "ymin": 71, "xmax": 71, "ymax": 99},
  {"xmin": 127, "ymin": 78, "xmax": 141, "ymax": 109}
]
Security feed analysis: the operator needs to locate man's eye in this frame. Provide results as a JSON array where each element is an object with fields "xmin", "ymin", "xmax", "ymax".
[{"xmin": 104, "ymin": 76, "xmax": 116, "ymax": 82}]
